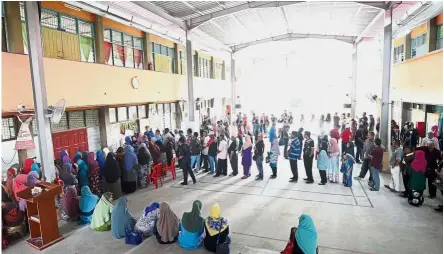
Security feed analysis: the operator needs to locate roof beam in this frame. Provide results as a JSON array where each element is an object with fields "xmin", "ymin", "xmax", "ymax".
[
  {"xmin": 231, "ymin": 33, "xmax": 356, "ymax": 52},
  {"xmin": 132, "ymin": 1, "xmax": 186, "ymax": 30},
  {"xmin": 188, "ymin": 1, "xmax": 304, "ymax": 30},
  {"xmin": 279, "ymin": 6, "xmax": 290, "ymax": 33},
  {"xmin": 355, "ymin": 9, "xmax": 384, "ymax": 43},
  {"xmin": 355, "ymin": 1, "xmax": 388, "ymax": 9}
]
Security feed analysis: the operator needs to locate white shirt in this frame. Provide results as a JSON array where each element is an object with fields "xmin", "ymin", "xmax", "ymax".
[
  {"xmin": 421, "ymin": 137, "xmax": 440, "ymax": 150},
  {"xmin": 217, "ymin": 140, "xmax": 228, "ymax": 160},
  {"xmin": 202, "ymin": 136, "xmax": 210, "ymax": 155}
]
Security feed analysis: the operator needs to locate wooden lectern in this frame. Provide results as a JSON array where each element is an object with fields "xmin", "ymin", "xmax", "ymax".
[{"xmin": 17, "ymin": 182, "xmax": 64, "ymax": 251}]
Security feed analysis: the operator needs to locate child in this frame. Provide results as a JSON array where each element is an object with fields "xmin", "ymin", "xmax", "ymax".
[
  {"xmin": 368, "ymin": 138, "xmax": 383, "ymax": 191},
  {"xmin": 340, "ymin": 152, "xmax": 355, "ymax": 187}
]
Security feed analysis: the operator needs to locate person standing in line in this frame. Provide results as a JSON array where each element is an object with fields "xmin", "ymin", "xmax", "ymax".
[
  {"xmin": 288, "ymin": 112, "xmax": 293, "ymax": 125},
  {"xmin": 288, "ymin": 131, "xmax": 301, "ymax": 183},
  {"xmin": 333, "ymin": 112, "xmax": 341, "ymax": 129},
  {"xmin": 369, "ymin": 115, "xmax": 375, "ymax": 132},
  {"xmin": 201, "ymin": 131, "xmax": 209, "ymax": 172},
  {"xmin": 254, "ymin": 133, "xmax": 265, "ymax": 180},
  {"xmin": 178, "ymin": 136, "xmax": 196, "ymax": 186},
  {"xmin": 355, "ymin": 131, "xmax": 375, "ymax": 184},
  {"xmin": 421, "ymin": 131, "xmax": 440, "ymax": 151},
  {"xmin": 207, "ymin": 132, "xmax": 217, "ymax": 174},
  {"xmin": 242, "ymin": 114, "xmax": 248, "ymax": 134},
  {"xmin": 303, "ymin": 131, "xmax": 315, "ymax": 184},
  {"xmin": 341, "ymin": 126, "xmax": 352, "ymax": 153},
  {"xmin": 354, "ymin": 125, "xmax": 366, "ymax": 164},
  {"xmin": 241, "ymin": 135, "xmax": 253, "ymax": 179},
  {"xmin": 190, "ymin": 132, "xmax": 202, "ymax": 174},
  {"xmin": 384, "ymin": 140, "xmax": 404, "ymax": 192},
  {"xmin": 215, "ymin": 135, "xmax": 228, "ymax": 177},
  {"xmin": 281, "ymin": 125, "xmax": 290, "ymax": 159},
  {"xmin": 317, "ymin": 138, "xmax": 329, "ymax": 185},
  {"xmin": 327, "ymin": 137, "xmax": 340, "ymax": 183},
  {"xmin": 330, "ymin": 127, "xmax": 340, "ymax": 143},
  {"xmin": 297, "ymin": 128, "xmax": 304, "ymax": 160},
  {"xmin": 228, "ymin": 135, "xmax": 238, "ymax": 176},
  {"xmin": 269, "ymin": 138, "xmax": 280, "ymax": 179},
  {"xmin": 368, "ymin": 138, "xmax": 383, "ymax": 191}
]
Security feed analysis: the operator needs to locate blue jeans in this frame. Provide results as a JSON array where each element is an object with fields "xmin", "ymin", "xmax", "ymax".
[
  {"xmin": 370, "ymin": 166, "xmax": 380, "ymax": 190},
  {"xmin": 191, "ymin": 155, "xmax": 201, "ymax": 170},
  {"xmin": 256, "ymin": 155, "xmax": 264, "ymax": 178},
  {"xmin": 208, "ymin": 156, "xmax": 216, "ymax": 173}
]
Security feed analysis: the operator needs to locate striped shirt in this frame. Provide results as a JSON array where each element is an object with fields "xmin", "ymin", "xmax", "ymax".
[{"xmin": 289, "ymin": 138, "xmax": 301, "ymax": 161}]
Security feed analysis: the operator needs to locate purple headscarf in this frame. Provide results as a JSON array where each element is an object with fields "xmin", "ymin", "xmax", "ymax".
[{"xmin": 26, "ymin": 171, "xmax": 40, "ymax": 187}]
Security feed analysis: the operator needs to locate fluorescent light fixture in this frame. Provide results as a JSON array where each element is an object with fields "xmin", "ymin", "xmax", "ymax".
[{"xmin": 64, "ymin": 3, "xmax": 82, "ymax": 11}]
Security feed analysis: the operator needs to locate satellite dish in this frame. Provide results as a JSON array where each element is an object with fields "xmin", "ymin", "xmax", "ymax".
[{"xmin": 46, "ymin": 99, "xmax": 66, "ymax": 124}]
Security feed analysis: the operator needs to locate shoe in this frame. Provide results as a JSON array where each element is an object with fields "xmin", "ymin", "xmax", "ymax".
[
  {"xmin": 429, "ymin": 195, "xmax": 436, "ymax": 199},
  {"xmin": 354, "ymin": 176, "xmax": 363, "ymax": 180},
  {"xmin": 203, "ymin": 169, "xmax": 209, "ymax": 173},
  {"xmin": 369, "ymin": 188, "xmax": 378, "ymax": 191},
  {"xmin": 318, "ymin": 182, "xmax": 326, "ymax": 185},
  {"xmin": 180, "ymin": 182, "xmax": 188, "ymax": 186},
  {"xmin": 384, "ymin": 185, "xmax": 391, "ymax": 190},
  {"xmin": 290, "ymin": 177, "xmax": 295, "ymax": 180},
  {"xmin": 193, "ymin": 181, "xmax": 197, "ymax": 184},
  {"xmin": 270, "ymin": 175, "xmax": 277, "ymax": 179},
  {"xmin": 306, "ymin": 180, "xmax": 314, "ymax": 184},
  {"xmin": 368, "ymin": 181, "xmax": 374, "ymax": 187},
  {"xmin": 241, "ymin": 176, "xmax": 248, "ymax": 179},
  {"xmin": 223, "ymin": 174, "xmax": 228, "ymax": 176},
  {"xmin": 214, "ymin": 174, "xmax": 221, "ymax": 178},
  {"xmin": 303, "ymin": 178, "xmax": 309, "ymax": 181},
  {"xmin": 435, "ymin": 205, "xmax": 443, "ymax": 212},
  {"xmin": 289, "ymin": 179, "xmax": 298, "ymax": 183},
  {"xmin": 255, "ymin": 176, "xmax": 263, "ymax": 180}
]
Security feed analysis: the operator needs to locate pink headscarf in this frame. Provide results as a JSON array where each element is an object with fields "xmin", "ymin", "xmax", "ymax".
[
  {"xmin": 328, "ymin": 138, "xmax": 340, "ymax": 154},
  {"xmin": 12, "ymin": 174, "xmax": 28, "ymax": 200},
  {"xmin": 411, "ymin": 150, "xmax": 427, "ymax": 173}
]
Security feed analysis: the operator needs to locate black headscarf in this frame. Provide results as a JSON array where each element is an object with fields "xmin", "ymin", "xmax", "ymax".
[
  {"xmin": 156, "ymin": 140, "xmax": 166, "ymax": 153},
  {"xmin": 59, "ymin": 163, "xmax": 77, "ymax": 186},
  {"xmin": 82, "ymin": 151, "xmax": 89, "ymax": 165},
  {"xmin": 138, "ymin": 143, "xmax": 152, "ymax": 165},
  {"xmin": 104, "ymin": 153, "xmax": 121, "ymax": 183}
]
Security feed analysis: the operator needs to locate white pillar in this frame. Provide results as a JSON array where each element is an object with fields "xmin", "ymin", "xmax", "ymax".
[
  {"xmin": 351, "ymin": 43, "xmax": 358, "ymax": 119},
  {"xmin": 380, "ymin": 8, "xmax": 393, "ymax": 148},
  {"xmin": 24, "ymin": 2, "xmax": 56, "ymax": 181},
  {"xmin": 231, "ymin": 52, "xmax": 236, "ymax": 123},
  {"xmin": 185, "ymin": 30, "xmax": 195, "ymax": 123}
]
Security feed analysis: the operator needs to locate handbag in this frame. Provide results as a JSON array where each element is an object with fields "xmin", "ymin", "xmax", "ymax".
[
  {"xmin": 281, "ymin": 227, "xmax": 296, "ymax": 254},
  {"xmin": 125, "ymin": 229, "xmax": 143, "ymax": 245},
  {"xmin": 216, "ymin": 218, "xmax": 230, "ymax": 254}
]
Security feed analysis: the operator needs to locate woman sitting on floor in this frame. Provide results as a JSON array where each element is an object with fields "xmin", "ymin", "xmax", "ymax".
[
  {"xmin": 154, "ymin": 202, "xmax": 179, "ymax": 244},
  {"xmin": 91, "ymin": 192, "xmax": 114, "ymax": 231},
  {"xmin": 2, "ymin": 185, "xmax": 26, "ymax": 245},
  {"xmin": 134, "ymin": 202, "xmax": 160, "ymax": 237},
  {"xmin": 78, "ymin": 186, "xmax": 99, "ymax": 225},
  {"xmin": 111, "ymin": 196, "xmax": 136, "ymax": 239},
  {"xmin": 293, "ymin": 214, "xmax": 318, "ymax": 254},
  {"xmin": 179, "ymin": 200, "xmax": 205, "ymax": 250},
  {"xmin": 204, "ymin": 204, "xmax": 231, "ymax": 253}
]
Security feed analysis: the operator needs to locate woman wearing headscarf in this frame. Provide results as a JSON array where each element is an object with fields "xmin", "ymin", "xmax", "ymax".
[
  {"xmin": 4, "ymin": 168, "xmax": 16, "ymax": 200},
  {"xmin": 149, "ymin": 138, "xmax": 161, "ymax": 165},
  {"xmin": 12, "ymin": 173, "xmax": 28, "ymax": 202},
  {"xmin": 59, "ymin": 163, "xmax": 78, "ymax": 186},
  {"xmin": 156, "ymin": 140, "xmax": 168, "ymax": 165},
  {"xmin": 21, "ymin": 158, "xmax": 34, "ymax": 175},
  {"xmin": 341, "ymin": 152, "xmax": 355, "ymax": 187},
  {"xmin": 2, "ymin": 185, "xmax": 26, "ymax": 243},
  {"xmin": 30, "ymin": 163, "xmax": 42, "ymax": 179},
  {"xmin": 204, "ymin": 204, "xmax": 230, "ymax": 252},
  {"xmin": 103, "ymin": 153, "xmax": 122, "ymax": 200},
  {"xmin": 60, "ymin": 150, "xmax": 70, "ymax": 162},
  {"xmin": 241, "ymin": 135, "xmax": 253, "ymax": 179},
  {"xmin": 111, "ymin": 196, "xmax": 136, "ymax": 239},
  {"xmin": 292, "ymin": 214, "xmax": 318, "ymax": 254},
  {"xmin": 74, "ymin": 152, "xmax": 82, "ymax": 164},
  {"xmin": 134, "ymin": 202, "xmax": 160, "ymax": 237},
  {"xmin": 87, "ymin": 152, "xmax": 101, "ymax": 196},
  {"xmin": 179, "ymin": 200, "xmax": 205, "ymax": 250},
  {"xmin": 317, "ymin": 138, "xmax": 329, "ymax": 185},
  {"xmin": 91, "ymin": 192, "xmax": 113, "ymax": 231},
  {"xmin": 122, "ymin": 146, "xmax": 138, "ymax": 194},
  {"xmin": 269, "ymin": 138, "xmax": 280, "ymax": 179},
  {"xmin": 78, "ymin": 186, "xmax": 99, "ymax": 225},
  {"xmin": 154, "ymin": 202, "xmax": 179, "ymax": 244},
  {"xmin": 116, "ymin": 147, "xmax": 125, "ymax": 171},
  {"xmin": 328, "ymin": 137, "xmax": 340, "ymax": 183},
  {"xmin": 60, "ymin": 184, "xmax": 79, "ymax": 221},
  {"xmin": 102, "ymin": 147, "xmax": 110, "ymax": 158},
  {"xmin": 96, "ymin": 150, "xmax": 105, "ymax": 176},
  {"xmin": 26, "ymin": 171, "xmax": 40, "ymax": 187},
  {"xmin": 137, "ymin": 143, "xmax": 152, "ymax": 189},
  {"xmin": 165, "ymin": 135, "xmax": 175, "ymax": 165},
  {"xmin": 408, "ymin": 150, "xmax": 427, "ymax": 207},
  {"xmin": 77, "ymin": 155, "xmax": 89, "ymax": 192}
]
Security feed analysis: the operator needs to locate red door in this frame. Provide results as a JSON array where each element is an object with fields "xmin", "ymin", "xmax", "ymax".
[{"xmin": 52, "ymin": 128, "xmax": 89, "ymax": 160}]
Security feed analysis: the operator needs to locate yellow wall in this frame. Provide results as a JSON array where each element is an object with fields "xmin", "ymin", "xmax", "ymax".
[
  {"xmin": 411, "ymin": 23, "xmax": 428, "ymax": 38},
  {"xmin": 1, "ymin": 53, "xmax": 185, "ymax": 112},
  {"xmin": 394, "ymin": 37, "xmax": 405, "ymax": 47},
  {"xmin": 392, "ymin": 50, "xmax": 443, "ymax": 105},
  {"xmin": 148, "ymin": 34, "xmax": 175, "ymax": 48}
]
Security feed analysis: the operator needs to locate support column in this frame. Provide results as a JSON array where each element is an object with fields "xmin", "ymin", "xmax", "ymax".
[
  {"xmin": 351, "ymin": 43, "xmax": 358, "ymax": 119},
  {"xmin": 24, "ymin": 2, "xmax": 55, "ymax": 181},
  {"xmin": 143, "ymin": 32, "xmax": 152, "ymax": 70},
  {"xmin": 5, "ymin": 1, "xmax": 25, "ymax": 54},
  {"xmin": 174, "ymin": 43, "xmax": 180, "ymax": 74},
  {"xmin": 185, "ymin": 30, "xmax": 195, "ymax": 123},
  {"xmin": 380, "ymin": 8, "xmax": 393, "ymax": 149},
  {"xmin": 94, "ymin": 16, "xmax": 105, "ymax": 64},
  {"xmin": 98, "ymin": 106, "xmax": 109, "ymax": 149},
  {"xmin": 231, "ymin": 53, "xmax": 236, "ymax": 123}
]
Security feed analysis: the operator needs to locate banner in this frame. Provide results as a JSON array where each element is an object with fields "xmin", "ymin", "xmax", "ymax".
[{"xmin": 15, "ymin": 116, "xmax": 35, "ymax": 150}]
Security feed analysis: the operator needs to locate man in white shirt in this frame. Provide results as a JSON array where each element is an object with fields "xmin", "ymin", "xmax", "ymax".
[
  {"xmin": 215, "ymin": 134, "xmax": 228, "ymax": 177},
  {"xmin": 421, "ymin": 131, "xmax": 440, "ymax": 151},
  {"xmin": 201, "ymin": 131, "xmax": 210, "ymax": 172}
]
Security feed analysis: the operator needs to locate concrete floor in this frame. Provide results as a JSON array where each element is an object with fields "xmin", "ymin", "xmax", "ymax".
[{"xmin": 5, "ymin": 155, "xmax": 443, "ymax": 254}]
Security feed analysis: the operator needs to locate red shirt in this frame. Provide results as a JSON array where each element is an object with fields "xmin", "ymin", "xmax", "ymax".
[
  {"xmin": 330, "ymin": 128, "xmax": 340, "ymax": 141},
  {"xmin": 370, "ymin": 146, "xmax": 384, "ymax": 169},
  {"xmin": 341, "ymin": 129, "xmax": 352, "ymax": 143}
]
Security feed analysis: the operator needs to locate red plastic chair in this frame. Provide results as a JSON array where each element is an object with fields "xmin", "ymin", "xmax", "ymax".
[
  {"xmin": 162, "ymin": 158, "xmax": 176, "ymax": 180},
  {"xmin": 149, "ymin": 163, "xmax": 163, "ymax": 189}
]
